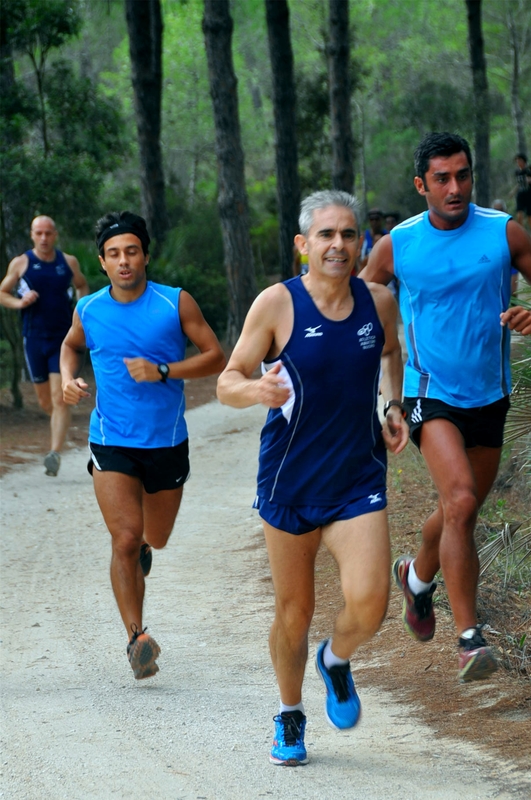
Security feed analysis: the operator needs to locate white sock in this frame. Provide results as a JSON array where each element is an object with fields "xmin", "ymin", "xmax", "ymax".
[
  {"xmin": 323, "ymin": 639, "xmax": 349, "ymax": 669},
  {"xmin": 279, "ymin": 701, "xmax": 305, "ymax": 715},
  {"xmin": 407, "ymin": 561, "xmax": 433, "ymax": 595},
  {"xmin": 459, "ymin": 627, "xmax": 477, "ymax": 640}
]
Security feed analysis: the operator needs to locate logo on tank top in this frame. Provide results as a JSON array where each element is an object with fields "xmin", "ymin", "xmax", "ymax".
[
  {"xmin": 56, "ymin": 265, "xmax": 66, "ymax": 275},
  {"xmin": 304, "ymin": 325, "xmax": 323, "ymax": 338},
  {"xmin": 33, "ymin": 263, "xmax": 42, "ymax": 270},
  {"xmin": 357, "ymin": 321, "xmax": 376, "ymax": 350},
  {"xmin": 478, "ymin": 254, "xmax": 491, "ymax": 263}
]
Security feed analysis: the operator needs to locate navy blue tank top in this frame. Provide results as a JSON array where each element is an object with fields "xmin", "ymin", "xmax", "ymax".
[
  {"xmin": 18, "ymin": 249, "xmax": 74, "ymax": 338},
  {"xmin": 257, "ymin": 276, "xmax": 387, "ymax": 506}
]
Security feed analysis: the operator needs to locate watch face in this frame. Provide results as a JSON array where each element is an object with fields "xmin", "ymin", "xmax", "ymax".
[{"xmin": 158, "ymin": 364, "xmax": 169, "ymax": 379}]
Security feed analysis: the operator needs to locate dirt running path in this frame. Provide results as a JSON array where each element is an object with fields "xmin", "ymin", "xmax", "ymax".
[{"xmin": 1, "ymin": 402, "xmax": 530, "ymax": 799}]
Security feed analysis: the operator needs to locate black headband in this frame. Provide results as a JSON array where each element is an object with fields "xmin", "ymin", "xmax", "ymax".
[{"xmin": 97, "ymin": 222, "xmax": 150, "ymax": 254}]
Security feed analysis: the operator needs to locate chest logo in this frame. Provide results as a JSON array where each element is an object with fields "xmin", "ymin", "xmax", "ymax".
[
  {"xmin": 357, "ymin": 321, "xmax": 376, "ymax": 350},
  {"xmin": 478, "ymin": 254, "xmax": 491, "ymax": 263},
  {"xmin": 304, "ymin": 325, "xmax": 323, "ymax": 338}
]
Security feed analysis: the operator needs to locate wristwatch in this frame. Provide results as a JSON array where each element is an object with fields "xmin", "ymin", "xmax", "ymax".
[
  {"xmin": 383, "ymin": 399, "xmax": 406, "ymax": 418},
  {"xmin": 157, "ymin": 363, "xmax": 170, "ymax": 383}
]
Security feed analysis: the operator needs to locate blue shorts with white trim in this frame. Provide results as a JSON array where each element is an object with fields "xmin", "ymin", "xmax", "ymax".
[{"xmin": 253, "ymin": 491, "xmax": 387, "ymax": 536}]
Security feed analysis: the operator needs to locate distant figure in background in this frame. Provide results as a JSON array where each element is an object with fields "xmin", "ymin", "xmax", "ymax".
[
  {"xmin": 359, "ymin": 208, "xmax": 388, "ymax": 270},
  {"xmin": 492, "ymin": 199, "xmax": 518, "ymax": 296},
  {"xmin": 385, "ymin": 212, "xmax": 400, "ymax": 231},
  {"xmin": 0, "ymin": 215, "xmax": 89, "ymax": 476},
  {"xmin": 292, "ymin": 245, "xmax": 309, "ymax": 276},
  {"xmin": 514, "ymin": 154, "xmax": 531, "ymax": 229}
]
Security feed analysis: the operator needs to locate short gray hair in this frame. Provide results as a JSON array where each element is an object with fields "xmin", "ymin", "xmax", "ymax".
[{"xmin": 299, "ymin": 190, "xmax": 360, "ymax": 236}]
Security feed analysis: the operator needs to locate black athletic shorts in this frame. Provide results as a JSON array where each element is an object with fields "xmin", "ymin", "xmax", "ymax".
[
  {"xmin": 516, "ymin": 187, "xmax": 531, "ymax": 215},
  {"xmin": 88, "ymin": 439, "xmax": 190, "ymax": 494},
  {"xmin": 403, "ymin": 396, "xmax": 510, "ymax": 450}
]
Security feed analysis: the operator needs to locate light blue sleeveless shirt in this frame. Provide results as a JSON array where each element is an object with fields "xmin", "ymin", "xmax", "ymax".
[
  {"xmin": 77, "ymin": 281, "xmax": 187, "ymax": 447},
  {"xmin": 392, "ymin": 204, "xmax": 512, "ymax": 407}
]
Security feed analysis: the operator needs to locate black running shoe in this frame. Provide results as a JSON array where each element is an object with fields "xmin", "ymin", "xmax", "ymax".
[
  {"xmin": 458, "ymin": 626, "xmax": 498, "ymax": 683},
  {"xmin": 139, "ymin": 542, "xmax": 152, "ymax": 577}
]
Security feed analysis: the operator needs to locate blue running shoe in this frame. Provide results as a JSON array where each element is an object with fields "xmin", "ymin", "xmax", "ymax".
[
  {"xmin": 315, "ymin": 639, "xmax": 361, "ymax": 730},
  {"xmin": 270, "ymin": 711, "xmax": 308, "ymax": 766}
]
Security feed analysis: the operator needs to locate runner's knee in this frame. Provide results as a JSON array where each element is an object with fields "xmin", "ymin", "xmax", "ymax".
[
  {"xmin": 342, "ymin": 585, "xmax": 389, "ymax": 637},
  {"xmin": 275, "ymin": 598, "xmax": 314, "ymax": 638},
  {"xmin": 441, "ymin": 489, "xmax": 478, "ymax": 531},
  {"xmin": 111, "ymin": 529, "xmax": 144, "ymax": 559}
]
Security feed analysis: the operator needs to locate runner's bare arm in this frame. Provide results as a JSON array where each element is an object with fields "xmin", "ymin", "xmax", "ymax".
[
  {"xmin": 358, "ymin": 234, "xmax": 395, "ymax": 285},
  {"xmin": 65, "ymin": 254, "xmax": 89, "ymax": 300},
  {"xmin": 61, "ymin": 310, "xmax": 91, "ymax": 404},
  {"xmin": 0, "ymin": 255, "xmax": 38, "ymax": 309},
  {"xmin": 370, "ymin": 282, "xmax": 409, "ymax": 455},
  {"xmin": 500, "ymin": 220, "xmax": 531, "ymax": 335},
  {"xmin": 124, "ymin": 290, "xmax": 226, "ymax": 383},
  {"xmin": 217, "ymin": 284, "xmax": 292, "ymax": 409}
]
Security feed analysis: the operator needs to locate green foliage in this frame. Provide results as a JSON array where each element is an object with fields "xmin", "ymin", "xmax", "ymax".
[
  {"xmin": 1, "ymin": 0, "xmax": 128, "ymax": 253},
  {"xmin": 154, "ymin": 203, "xmax": 227, "ymax": 337},
  {"xmin": 4, "ymin": 0, "xmax": 82, "ymax": 59}
]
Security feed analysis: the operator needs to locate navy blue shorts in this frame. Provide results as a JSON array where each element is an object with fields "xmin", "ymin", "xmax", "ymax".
[
  {"xmin": 253, "ymin": 491, "xmax": 387, "ymax": 536},
  {"xmin": 88, "ymin": 439, "xmax": 190, "ymax": 494},
  {"xmin": 23, "ymin": 334, "xmax": 65, "ymax": 383},
  {"xmin": 403, "ymin": 396, "xmax": 510, "ymax": 450}
]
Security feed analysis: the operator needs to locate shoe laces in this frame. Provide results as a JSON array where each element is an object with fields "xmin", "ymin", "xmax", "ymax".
[
  {"xmin": 274, "ymin": 712, "xmax": 304, "ymax": 745},
  {"xmin": 459, "ymin": 625, "xmax": 487, "ymax": 651},
  {"xmin": 327, "ymin": 662, "xmax": 352, "ymax": 703},
  {"xmin": 412, "ymin": 583, "xmax": 436, "ymax": 619},
  {"xmin": 128, "ymin": 624, "xmax": 147, "ymax": 649}
]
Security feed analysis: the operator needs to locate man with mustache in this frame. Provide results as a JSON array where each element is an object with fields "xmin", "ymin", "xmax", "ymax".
[
  {"xmin": 218, "ymin": 190, "xmax": 408, "ymax": 765},
  {"xmin": 360, "ymin": 132, "xmax": 531, "ymax": 683}
]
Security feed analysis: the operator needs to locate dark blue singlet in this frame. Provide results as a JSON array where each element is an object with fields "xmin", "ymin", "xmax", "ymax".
[
  {"xmin": 18, "ymin": 249, "xmax": 73, "ymax": 338},
  {"xmin": 257, "ymin": 276, "xmax": 387, "ymax": 507}
]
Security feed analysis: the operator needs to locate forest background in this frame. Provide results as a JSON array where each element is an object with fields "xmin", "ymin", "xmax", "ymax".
[{"xmin": 1, "ymin": 0, "xmax": 530, "ymax": 395}]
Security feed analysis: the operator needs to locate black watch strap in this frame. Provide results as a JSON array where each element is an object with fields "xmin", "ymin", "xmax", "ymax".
[
  {"xmin": 383, "ymin": 399, "xmax": 406, "ymax": 418},
  {"xmin": 157, "ymin": 363, "xmax": 170, "ymax": 383}
]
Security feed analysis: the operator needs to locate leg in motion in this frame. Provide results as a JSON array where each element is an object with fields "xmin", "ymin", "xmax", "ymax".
[
  {"xmin": 317, "ymin": 510, "xmax": 390, "ymax": 729},
  {"xmin": 264, "ymin": 522, "xmax": 321, "ymax": 766}
]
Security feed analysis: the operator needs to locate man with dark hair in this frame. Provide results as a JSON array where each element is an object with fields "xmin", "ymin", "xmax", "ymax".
[
  {"xmin": 0, "ymin": 216, "xmax": 89, "ymax": 476},
  {"xmin": 514, "ymin": 153, "xmax": 531, "ymax": 228},
  {"xmin": 218, "ymin": 190, "xmax": 408, "ymax": 765},
  {"xmin": 61, "ymin": 211, "xmax": 226, "ymax": 680},
  {"xmin": 360, "ymin": 132, "xmax": 531, "ymax": 683}
]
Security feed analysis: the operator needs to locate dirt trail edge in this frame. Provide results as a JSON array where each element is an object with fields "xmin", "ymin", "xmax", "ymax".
[{"xmin": 1, "ymin": 401, "xmax": 529, "ymax": 800}]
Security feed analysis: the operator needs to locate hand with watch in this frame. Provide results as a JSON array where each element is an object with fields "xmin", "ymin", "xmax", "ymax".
[{"xmin": 383, "ymin": 399, "xmax": 407, "ymax": 419}]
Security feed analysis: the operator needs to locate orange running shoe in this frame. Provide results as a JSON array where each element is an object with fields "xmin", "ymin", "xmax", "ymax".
[{"xmin": 127, "ymin": 626, "xmax": 160, "ymax": 680}]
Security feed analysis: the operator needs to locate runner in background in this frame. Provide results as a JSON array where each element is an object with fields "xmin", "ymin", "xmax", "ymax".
[{"xmin": 0, "ymin": 216, "xmax": 88, "ymax": 476}]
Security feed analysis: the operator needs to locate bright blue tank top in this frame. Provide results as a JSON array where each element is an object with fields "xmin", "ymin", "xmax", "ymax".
[
  {"xmin": 77, "ymin": 281, "xmax": 188, "ymax": 448},
  {"xmin": 257, "ymin": 276, "xmax": 387, "ymax": 506},
  {"xmin": 19, "ymin": 249, "xmax": 73, "ymax": 337},
  {"xmin": 392, "ymin": 204, "xmax": 512, "ymax": 407}
]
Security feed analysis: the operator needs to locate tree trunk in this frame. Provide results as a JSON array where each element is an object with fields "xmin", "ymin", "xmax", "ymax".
[
  {"xmin": 202, "ymin": 0, "xmax": 257, "ymax": 345},
  {"xmin": 465, "ymin": 0, "xmax": 490, "ymax": 207},
  {"xmin": 0, "ymin": 23, "xmax": 23, "ymax": 407},
  {"xmin": 328, "ymin": 0, "xmax": 354, "ymax": 193},
  {"xmin": 507, "ymin": 6, "xmax": 528, "ymax": 155},
  {"xmin": 125, "ymin": 0, "xmax": 169, "ymax": 253},
  {"xmin": 265, "ymin": 0, "xmax": 300, "ymax": 281}
]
